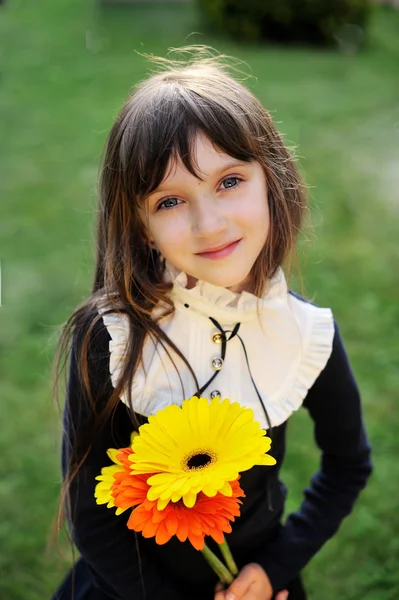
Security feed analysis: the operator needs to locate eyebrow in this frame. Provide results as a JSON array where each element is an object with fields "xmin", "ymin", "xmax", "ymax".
[
  {"xmin": 216, "ymin": 159, "xmax": 250, "ymax": 174},
  {"xmin": 151, "ymin": 159, "xmax": 250, "ymax": 196}
]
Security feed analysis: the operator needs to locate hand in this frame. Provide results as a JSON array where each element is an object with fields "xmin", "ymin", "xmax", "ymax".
[{"xmin": 214, "ymin": 563, "xmax": 289, "ymax": 600}]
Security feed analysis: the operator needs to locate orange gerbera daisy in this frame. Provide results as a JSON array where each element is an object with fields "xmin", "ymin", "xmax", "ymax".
[
  {"xmin": 95, "ymin": 447, "xmax": 149, "ymax": 514},
  {"xmin": 127, "ymin": 478, "xmax": 245, "ymax": 550}
]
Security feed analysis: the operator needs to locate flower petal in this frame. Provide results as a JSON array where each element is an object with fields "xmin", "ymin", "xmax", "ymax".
[
  {"xmin": 182, "ymin": 490, "xmax": 197, "ymax": 508},
  {"xmin": 126, "ymin": 396, "xmax": 277, "ymax": 506}
]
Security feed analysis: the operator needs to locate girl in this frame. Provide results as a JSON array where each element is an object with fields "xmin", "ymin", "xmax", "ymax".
[{"xmin": 52, "ymin": 47, "xmax": 373, "ymax": 600}]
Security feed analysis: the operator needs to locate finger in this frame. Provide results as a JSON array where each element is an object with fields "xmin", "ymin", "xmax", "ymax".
[
  {"xmin": 224, "ymin": 563, "xmax": 260, "ymax": 600},
  {"xmin": 276, "ymin": 591, "xmax": 289, "ymax": 600},
  {"xmin": 214, "ymin": 581, "xmax": 226, "ymax": 600}
]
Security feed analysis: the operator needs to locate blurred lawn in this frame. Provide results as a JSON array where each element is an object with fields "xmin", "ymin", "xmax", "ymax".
[{"xmin": 1, "ymin": 1, "xmax": 398, "ymax": 599}]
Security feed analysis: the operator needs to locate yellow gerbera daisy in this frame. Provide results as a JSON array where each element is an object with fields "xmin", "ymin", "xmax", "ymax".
[
  {"xmin": 130, "ymin": 396, "xmax": 276, "ymax": 510},
  {"xmin": 94, "ymin": 448, "xmax": 128, "ymax": 515},
  {"xmin": 95, "ymin": 433, "xmax": 139, "ymax": 515}
]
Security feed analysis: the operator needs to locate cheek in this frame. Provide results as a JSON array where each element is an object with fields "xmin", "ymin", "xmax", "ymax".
[
  {"xmin": 149, "ymin": 216, "xmax": 189, "ymax": 252},
  {"xmin": 239, "ymin": 188, "xmax": 269, "ymax": 233}
]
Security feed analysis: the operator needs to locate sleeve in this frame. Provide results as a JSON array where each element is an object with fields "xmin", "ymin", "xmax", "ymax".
[
  {"xmin": 62, "ymin": 311, "xmax": 185, "ymax": 600},
  {"xmin": 257, "ymin": 320, "xmax": 373, "ymax": 593}
]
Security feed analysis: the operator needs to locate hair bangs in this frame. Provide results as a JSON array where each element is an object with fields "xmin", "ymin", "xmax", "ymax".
[{"xmin": 120, "ymin": 84, "xmax": 259, "ymax": 207}]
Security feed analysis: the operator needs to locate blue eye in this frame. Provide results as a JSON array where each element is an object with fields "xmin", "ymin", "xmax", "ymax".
[
  {"xmin": 221, "ymin": 176, "xmax": 241, "ymax": 189},
  {"xmin": 156, "ymin": 176, "xmax": 242, "ymax": 211},
  {"xmin": 157, "ymin": 197, "xmax": 180, "ymax": 211}
]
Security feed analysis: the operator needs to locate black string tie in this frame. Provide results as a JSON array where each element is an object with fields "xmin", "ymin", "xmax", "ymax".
[{"xmin": 189, "ymin": 311, "xmax": 275, "ymax": 511}]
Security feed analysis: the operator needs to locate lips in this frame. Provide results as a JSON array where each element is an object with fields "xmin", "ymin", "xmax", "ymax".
[
  {"xmin": 196, "ymin": 240, "xmax": 240, "ymax": 254},
  {"xmin": 195, "ymin": 239, "xmax": 242, "ymax": 260}
]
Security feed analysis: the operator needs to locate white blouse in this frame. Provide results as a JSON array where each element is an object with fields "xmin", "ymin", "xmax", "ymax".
[{"xmin": 96, "ymin": 263, "xmax": 335, "ymax": 429}]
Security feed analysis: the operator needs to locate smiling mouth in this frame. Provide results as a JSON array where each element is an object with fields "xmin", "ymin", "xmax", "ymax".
[
  {"xmin": 196, "ymin": 239, "xmax": 241, "ymax": 254},
  {"xmin": 195, "ymin": 239, "xmax": 242, "ymax": 259}
]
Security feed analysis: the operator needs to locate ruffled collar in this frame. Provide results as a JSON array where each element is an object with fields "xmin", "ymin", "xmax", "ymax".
[
  {"xmin": 164, "ymin": 260, "xmax": 289, "ymax": 323},
  {"xmin": 97, "ymin": 260, "xmax": 335, "ymax": 429}
]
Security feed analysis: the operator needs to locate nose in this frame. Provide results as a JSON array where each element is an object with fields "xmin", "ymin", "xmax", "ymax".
[{"xmin": 191, "ymin": 194, "xmax": 228, "ymax": 239}]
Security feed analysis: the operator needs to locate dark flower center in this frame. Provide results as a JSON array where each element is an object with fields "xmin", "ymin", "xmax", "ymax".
[{"xmin": 187, "ymin": 453, "xmax": 212, "ymax": 469}]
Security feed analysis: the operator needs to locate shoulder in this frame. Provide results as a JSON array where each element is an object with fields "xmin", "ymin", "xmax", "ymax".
[
  {"xmin": 73, "ymin": 305, "xmax": 111, "ymax": 347},
  {"xmin": 288, "ymin": 287, "xmax": 339, "ymax": 339},
  {"xmin": 288, "ymin": 297, "xmax": 357, "ymax": 408},
  {"xmin": 285, "ymin": 293, "xmax": 360, "ymax": 416},
  {"xmin": 289, "ymin": 287, "xmax": 347, "ymax": 359},
  {"xmin": 287, "ymin": 288, "xmax": 355, "ymax": 395},
  {"xmin": 68, "ymin": 306, "xmax": 113, "ymax": 400},
  {"xmin": 288, "ymin": 288, "xmax": 318, "ymax": 307}
]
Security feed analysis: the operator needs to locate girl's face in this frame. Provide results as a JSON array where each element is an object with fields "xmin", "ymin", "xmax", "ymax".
[{"xmin": 141, "ymin": 133, "xmax": 269, "ymax": 293}]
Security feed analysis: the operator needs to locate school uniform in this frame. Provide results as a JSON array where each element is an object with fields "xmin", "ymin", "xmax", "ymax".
[{"xmin": 53, "ymin": 263, "xmax": 372, "ymax": 600}]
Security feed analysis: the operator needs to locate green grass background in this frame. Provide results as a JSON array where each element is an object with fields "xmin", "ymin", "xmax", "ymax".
[{"xmin": 1, "ymin": 1, "xmax": 398, "ymax": 599}]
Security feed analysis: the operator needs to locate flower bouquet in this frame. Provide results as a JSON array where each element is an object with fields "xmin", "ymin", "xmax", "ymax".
[{"xmin": 95, "ymin": 396, "xmax": 276, "ymax": 584}]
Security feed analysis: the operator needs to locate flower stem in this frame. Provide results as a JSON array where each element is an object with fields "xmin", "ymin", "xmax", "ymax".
[
  {"xmin": 201, "ymin": 543, "xmax": 234, "ymax": 585},
  {"xmin": 218, "ymin": 539, "xmax": 238, "ymax": 576}
]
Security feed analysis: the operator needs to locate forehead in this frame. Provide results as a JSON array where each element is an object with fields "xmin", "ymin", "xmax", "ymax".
[{"xmin": 157, "ymin": 133, "xmax": 246, "ymax": 189}]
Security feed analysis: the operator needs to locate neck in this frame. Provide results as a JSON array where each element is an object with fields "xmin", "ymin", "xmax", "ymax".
[{"xmin": 185, "ymin": 273, "xmax": 254, "ymax": 295}]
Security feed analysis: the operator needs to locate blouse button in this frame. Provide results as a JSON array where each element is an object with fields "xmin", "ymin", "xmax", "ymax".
[
  {"xmin": 211, "ymin": 357, "xmax": 224, "ymax": 371},
  {"xmin": 212, "ymin": 332, "xmax": 223, "ymax": 344},
  {"xmin": 210, "ymin": 390, "xmax": 221, "ymax": 399}
]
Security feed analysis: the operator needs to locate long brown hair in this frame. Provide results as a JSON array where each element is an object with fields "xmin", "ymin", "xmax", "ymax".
[{"xmin": 52, "ymin": 45, "xmax": 308, "ymax": 536}]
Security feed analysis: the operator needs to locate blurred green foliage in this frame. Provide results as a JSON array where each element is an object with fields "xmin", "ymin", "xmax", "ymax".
[
  {"xmin": 0, "ymin": 1, "xmax": 398, "ymax": 599},
  {"xmin": 198, "ymin": 0, "xmax": 372, "ymax": 45}
]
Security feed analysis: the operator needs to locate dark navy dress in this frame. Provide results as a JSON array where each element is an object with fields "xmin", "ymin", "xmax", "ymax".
[{"xmin": 52, "ymin": 301, "xmax": 372, "ymax": 600}]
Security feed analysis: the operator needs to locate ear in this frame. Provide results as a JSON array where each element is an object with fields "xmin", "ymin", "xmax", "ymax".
[
  {"xmin": 148, "ymin": 239, "xmax": 162, "ymax": 257},
  {"xmin": 144, "ymin": 232, "xmax": 154, "ymax": 247}
]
